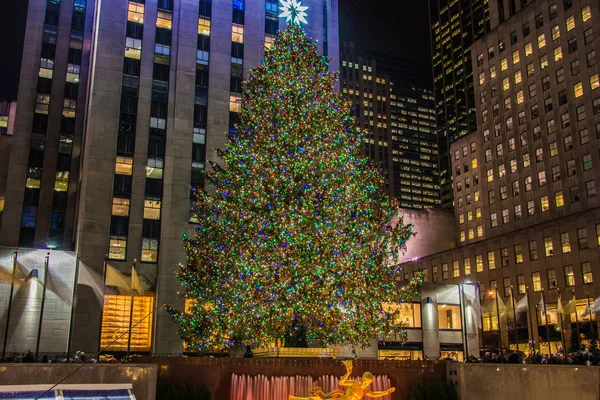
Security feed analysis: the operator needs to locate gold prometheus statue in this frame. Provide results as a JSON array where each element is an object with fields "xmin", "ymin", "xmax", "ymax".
[{"xmin": 289, "ymin": 360, "xmax": 396, "ymax": 399}]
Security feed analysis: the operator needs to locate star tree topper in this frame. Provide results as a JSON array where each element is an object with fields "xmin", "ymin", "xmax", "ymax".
[{"xmin": 279, "ymin": 0, "xmax": 309, "ymax": 25}]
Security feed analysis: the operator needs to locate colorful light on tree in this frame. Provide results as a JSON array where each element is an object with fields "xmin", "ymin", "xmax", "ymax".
[{"xmin": 166, "ymin": 25, "xmax": 421, "ymax": 351}]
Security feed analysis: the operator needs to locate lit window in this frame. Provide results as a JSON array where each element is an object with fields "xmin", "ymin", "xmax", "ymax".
[
  {"xmin": 501, "ymin": 58, "xmax": 508, "ymax": 71},
  {"xmin": 54, "ymin": 171, "xmax": 69, "ymax": 191},
  {"xmin": 112, "ymin": 198, "xmax": 130, "ymax": 216},
  {"xmin": 141, "ymin": 238, "xmax": 158, "ymax": 262},
  {"xmin": 128, "ymin": 2, "xmax": 144, "ymax": 24},
  {"xmin": 460, "ymin": 231, "xmax": 466, "ymax": 242},
  {"xmin": 582, "ymin": 5, "xmax": 592, "ymax": 22},
  {"xmin": 517, "ymin": 90, "xmax": 524, "ymax": 104},
  {"xmin": 555, "ymin": 191, "xmax": 564, "ymax": 207},
  {"xmin": 538, "ymin": 33, "xmax": 546, "ymax": 48},
  {"xmin": 384, "ymin": 303, "xmax": 422, "ymax": 328},
  {"xmin": 541, "ymin": 195, "xmax": 550, "ymax": 212},
  {"xmin": 66, "ymin": 63, "xmax": 80, "ymax": 83},
  {"xmin": 479, "ymin": 72, "xmax": 485, "ymax": 85},
  {"xmin": 146, "ymin": 158, "xmax": 164, "ymax": 179},
  {"xmin": 39, "ymin": 57, "xmax": 54, "ymax": 79},
  {"xmin": 198, "ymin": 18, "xmax": 211, "ymax": 35},
  {"xmin": 472, "ymin": 158, "xmax": 478, "ymax": 169},
  {"xmin": 229, "ymin": 94, "xmax": 241, "ymax": 112},
  {"xmin": 574, "ymin": 82, "xmax": 584, "ymax": 98},
  {"xmin": 100, "ymin": 294, "xmax": 153, "ymax": 351},
  {"xmin": 156, "ymin": 11, "xmax": 172, "ymax": 29},
  {"xmin": 438, "ymin": 305, "xmax": 462, "ymax": 329},
  {"xmin": 125, "ymin": 37, "xmax": 142, "ymax": 59},
  {"xmin": 468, "ymin": 228, "xmax": 475, "ymax": 240},
  {"xmin": 532, "ymin": 272, "xmax": 541, "ymax": 292},
  {"xmin": 62, "ymin": 98, "xmax": 76, "ymax": 118},
  {"xmin": 143, "ymin": 200, "xmax": 161, "ymax": 220},
  {"xmin": 561, "ymin": 232, "xmax": 571, "ymax": 253},
  {"xmin": 264, "ymin": 34, "xmax": 275, "ymax": 48},
  {"xmin": 552, "ymin": 25, "xmax": 561, "ymax": 40},
  {"xmin": 477, "ymin": 225, "xmax": 483, "ymax": 237},
  {"xmin": 554, "ymin": 46, "xmax": 563, "ymax": 61},
  {"xmin": 490, "ymin": 65, "xmax": 496, "ymax": 79},
  {"xmin": 109, "ymin": 235, "xmax": 127, "ymax": 260},
  {"xmin": 476, "ymin": 208, "xmax": 482, "ymax": 219},
  {"xmin": 488, "ymin": 251, "xmax": 496, "ymax": 270},
  {"xmin": 512, "ymin": 50, "xmax": 520, "ymax": 64},
  {"xmin": 464, "ymin": 258, "xmax": 471, "ymax": 274},
  {"xmin": 115, "ymin": 156, "xmax": 133, "ymax": 175},
  {"xmin": 591, "ymin": 74, "xmax": 600, "ymax": 90},
  {"xmin": 232, "ymin": 23, "xmax": 244, "ymax": 43},
  {"xmin": 566, "ymin": 15, "xmax": 575, "ymax": 31},
  {"xmin": 35, "ymin": 94, "xmax": 50, "ymax": 114},
  {"xmin": 525, "ymin": 42, "xmax": 533, "ymax": 57},
  {"xmin": 544, "ymin": 237, "xmax": 554, "ymax": 257},
  {"xmin": 476, "ymin": 255, "xmax": 483, "ymax": 272},
  {"xmin": 514, "ymin": 70, "xmax": 522, "ymax": 84},
  {"xmin": 582, "ymin": 262, "xmax": 593, "ymax": 284}
]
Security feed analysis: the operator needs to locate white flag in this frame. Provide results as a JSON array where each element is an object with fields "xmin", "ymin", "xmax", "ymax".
[{"xmin": 516, "ymin": 294, "xmax": 528, "ymax": 316}]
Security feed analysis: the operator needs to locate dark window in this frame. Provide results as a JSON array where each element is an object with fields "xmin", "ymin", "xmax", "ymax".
[
  {"xmin": 523, "ymin": 23, "xmax": 530, "ymax": 37},
  {"xmin": 148, "ymin": 137, "xmax": 165, "ymax": 158},
  {"xmin": 123, "ymin": 58, "xmax": 141, "ymax": 76},
  {"xmin": 126, "ymin": 21, "xmax": 144, "ymax": 39},
  {"xmin": 199, "ymin": 0, "xmax": 212, "ymax": 17},
  {"xmin": 32, "ymin": 113, "xmax": 49, "ymax": 133},
  {"xmin": 192, "ymin": 143, "xmax": 205, "ymax": 163},
  {"xmin": 142, "ymin": 219, "xmax": 160, "ymax": 238},
  {"xmin": 150, "ymin": 101, "xmax": 168, "ymax": 119},
  {"xmin": 563, "ymin": 0, "xmax": 572, "ymax": 10},
  {"xmin": 568, "ymin": 37, "xmax": 578, "ymax": 53},
  {"xmin": 110, "ymin": 216, "xmax": 129, "ymax": 235},
  {"xmin": 155, "ymin": 27, "xmax": 172, "ymax": 45},
  {"xmin": 120, "ymin": 95, "xmax": 138, "ymax": 114},
  {"xmin": 64, "ymin": 82, "xmax": 78, "ymax": 98},
  {"xmin": 535, "ymin": 13, "xmax": 544, "ymax": 28},
  {"xmin": 153, "ymin": 63, "xmax": 169, "ymax": 81},
  {"xmin": 113, "ymin": 175, "xmax": 132, "ymax": 196},
  {"xmin": 145, "ymin": 179, "xmax": 163, "ymax": 198},
  {"xmin": 119, "ymin": 113, "xmax": 136, "ymax": 135},
  {"xmin": 233, "ymin": 8, "xmax": 244, "ymax": 24},
  {"xmin": 56, "ymin": 153, "xmax": 71, "ymax": 171},
  {"xmin": 45, "ymin": 9, "xmax": 60, "ymax": 25},
  {"xmin": 510, "ymin": 31, "xmax": 518, "ymax": 45},
  {"xmin": 68, "ymin": 48, "xmax": 82, "ymax": 65},
  {"xmin": 23, "ymin": 188, "xmax": 40, "ymax": 207},
  {"xmin": 52, "ymin": 191, "xmax": 68, "ymax": 210},
  {"xmin": 231, "ymin": 42, "xmax": 244, "ymax": 59},
  {"xmin": 196, "ymin": 65, "xmax": 209, "ymax": 86},
  {"xmin": 157, "ymin": 0, "xmax": 173, "ymax": 9},
  {"xmin": 71, "ymin": 15, "xmax": 85, "ymax": 31},
  {"xmin": 198, "ymin": 35, "xmax": 210, "ymax": 51},
  {"xmin": 265, "ymin": 18, "xmax": 278, "ymax": 34},
  {"xmin": 41, "ymin": 42, "xmax": 56, "ymax": 59},
  {"xmin": 37, "ymin": 78, "xmax": 52, "ymax": 95},
  {"xmin": 117, "ymin": 134, "xmax": 135, "ymax": 156}
]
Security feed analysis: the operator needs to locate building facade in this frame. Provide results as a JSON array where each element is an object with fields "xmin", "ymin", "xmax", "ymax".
[
  {"xmin": 429, "ymin": 0, "xmax": 491, "ymax": 208},
  {"xmin": 403, "ymin": 0, "xmax": 600, "ymax": 355},
  {"xmin": 0, "ymin": 0, "xmax": 339, "ymax": 355},
  {"xmin": 341, "ymin": 46, "xmax": 440, "ymax": 209}
]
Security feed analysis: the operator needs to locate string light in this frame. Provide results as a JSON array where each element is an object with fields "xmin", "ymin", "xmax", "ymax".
[{"xmin": 166, "ymin": 25, "xmax": 422, "ymax": 352}]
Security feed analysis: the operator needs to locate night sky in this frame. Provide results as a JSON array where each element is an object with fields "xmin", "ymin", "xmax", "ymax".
[{"xmin": 0, "ymin": 0, "xmax": 431, "ymax": 101}]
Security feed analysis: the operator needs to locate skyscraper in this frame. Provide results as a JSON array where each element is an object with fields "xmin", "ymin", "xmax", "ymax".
[
  {"xmin": 0, "ymin": 0, "xmax": 338, "ymax": 354},
  {"xmin": 429, "ymin": 0, "xmax": 491, "ymax": 207},
  {"xmin": 341, "ymin": 45, "xmax": 440, "ymax": 209}
]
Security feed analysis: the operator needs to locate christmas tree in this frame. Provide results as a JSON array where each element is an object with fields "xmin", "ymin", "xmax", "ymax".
[{"xmin": 166, "ymin": 25, "xmax": 421, "ymax": 351}]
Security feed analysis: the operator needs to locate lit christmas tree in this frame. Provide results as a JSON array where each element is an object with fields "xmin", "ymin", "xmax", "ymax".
[{"xmin": 166, "ymin": 25, "xmax": 421, "ymax": 351}]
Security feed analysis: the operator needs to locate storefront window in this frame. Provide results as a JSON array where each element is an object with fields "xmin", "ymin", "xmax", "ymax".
[
  {"xmin": 438, "ymin": 304, "xmax": 462, "ymax": 329},
  {"xmin": 441, "ymin": 351, "xmax": 464, "ymax": 362},
  {"xmin": 100, "ymin": 294, "xmax": 154, "ymax": 352},
  {"xmin": 378, "ymin": 349, "xmax": 423, "ymax": 360},
  {"xmin": 385, "ymin": 302, "xmax": 421, "ymax": 328}
]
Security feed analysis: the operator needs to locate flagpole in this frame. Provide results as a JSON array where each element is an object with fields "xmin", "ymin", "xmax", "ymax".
[
  {"xmin": 572, "ymin": 290, "xmax": 581, "ymax": 351},
  {"xmin": 495, "ymin": 289, "xmax": 501, "ymax": 351},
  {"xmin": 35, "ymin": 252, "xmax": 51, "ymax": 361},
  {"xmin": 557, "ymin": 289, "xmax": 566, "ymax": 354},
  {"xmin": 542, "ymin": 290, "xmax": 552, "ymax": 357},
  {"xmin": 66, "ymin": 254, "xmax": 80, "ymax": 360},
  {"xmin": 510, "ymin": 287, "xmax": 519, "ymax": 353},
  {"xmin": 126, "ymin": 259, "xmax": 137, "ymax": 362},
  {"xmin": 1, "ymin": 248, "xmax": 18, "ymax": 360},
  {"xmin": 526, "ymin": 288, "xmax": 534, "ymax": 353},
  {"xmin": 587, "ymin": 293, "xmax": 595, "ymax": 346},
  {"xmin": 96, "ymin": 254, "xmax": 109, "ymax": 354}
]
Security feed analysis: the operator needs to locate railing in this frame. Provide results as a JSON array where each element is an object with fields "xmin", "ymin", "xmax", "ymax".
[{"xmin": 252, "ymin": 347, "xmax": 338, "ymax": 358}]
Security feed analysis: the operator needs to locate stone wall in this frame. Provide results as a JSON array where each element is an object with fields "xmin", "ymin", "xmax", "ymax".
[
  {"xmin": 396, "ymin": 208, "xmax": 457, "ymax": 262},
  {"xmin": 449, "ymin": 363, "xmax": 600, "ymax": 400},
  {"xmin": 134, "ymin": 357, "xmax": 448, "ymax": 400},
  {"xmin": 0, "ymin": 363, "xmax": 157, "ymax": 400}
]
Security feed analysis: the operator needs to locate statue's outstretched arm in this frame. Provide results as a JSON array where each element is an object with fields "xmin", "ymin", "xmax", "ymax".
[
  {"xmin": 339, "ymin": 360, "xmax": 356, "ymax": 387},
  {"xmin": 366, "ymin": 388, "xmax": 396, "ymax": 398}
]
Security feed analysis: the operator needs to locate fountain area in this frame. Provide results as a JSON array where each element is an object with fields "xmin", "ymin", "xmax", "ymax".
[{"xmin": 133, "ymin": 356, "xmax": 448, "ymax": 400}]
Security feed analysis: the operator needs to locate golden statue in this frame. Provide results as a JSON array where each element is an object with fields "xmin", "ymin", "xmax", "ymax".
[{"xmin": 289, "ymin": 360, "xmax": 396, "ymax": 399}]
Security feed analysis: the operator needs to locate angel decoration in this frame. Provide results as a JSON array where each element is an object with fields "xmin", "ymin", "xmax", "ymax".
[{"xmin": 289, "ymin": 360, "xmax": 396, "ymax": 399}]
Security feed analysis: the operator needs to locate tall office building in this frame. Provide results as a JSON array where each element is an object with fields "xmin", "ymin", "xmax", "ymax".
[
  {"xmin": 0, "ymin": 0, "xmax": 338, "ymax": 355},
  {"xmin": 402, "ymin": 0, "xmax": 600, "ymax": 357},
  {"xmin": 429, "ymin": 0, "xmax": 490, "ymax": 207},
  {"xmin": 341, "ymin": 45, "xmax": 440, "ymax": 209}
]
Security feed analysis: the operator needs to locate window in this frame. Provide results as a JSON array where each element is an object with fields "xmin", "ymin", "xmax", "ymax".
[
  {"xmin": 501, "ymin": 58, "xmax": 508, "ymax": 71},
  {"xmin": 477, "ymin": 53, "xmax": 484, "ymax": 66},
  {"xmin": 125, "ymin": 37, "xmax": 142, "ymax": 59},
  {"xmin": 527, "ymin": 62, "xmax": 535, "ymax": 77},
  {"xmin": 529, "ymin": 83, "xmax": 537, "ymax": 98},
  {"xmin": 477, "ymin": 225, "xmax": 484, "ymax": 237},
  {"xmin": 567, "ymin": 159, "xmax": 577, "ymax": 176},
  {"xmin": 433, "ymin": 266, "xmax": 439, "ymax": 282},
  {"xmin": 460, "ymin": 230, "xmax": 466, "ymax": 242},
  {"xmin": 586, "ymin": 180, "xmax": 596, "ymax": 198},
  {"xmin": 561, "ymin": 232, "xmax": 571, "ymax": 253},
  {"xmin": 575, "ymin": 82, "xmax": 584, "ymax": 98},
  {"xmin": 515, "ymin": 204, "xmax": 522, "ymax": 220},
  {"xmin": 232, "ymin": 23, "xmax": 244, "ymax": 43},
  {"xmin": 527, "ymin": 240, "xmax": 538, "ymax": 261},
  {"xmin": 547, "ymin": 268, "xmax": 557, "ymax": 289},
  {"xmin": 128, "ymin": 2, "xmax": 144, "ymax": 23},
  {"xmin": 487, "ymin": 168, "xmax": 494, "ymax": 182},
  {"xmin": 570, "ymin": 185, "xmax": 580, "ymax": 202},
  {"xmin": 577, "ymin": 227, "xmax": 588, "ymax": 249},
  {"xmin": 552, "ymin": 25, "xmax": 561, "ymax": 41},
  {"xmin": 141, "ymin": 238, "xmax": 158, "ymax": 262},
  {"xmin": 453, "ymin": 260, "xmax": 460, "ymax": 278},
  {"xmin": 555, "ymin": 191, "xmax": 564, "ymax": 207},
  {"xmin": 588, "ymin": 50, "xmax": 597, "ymax": 67},
  {"xmin": 525, "ymin": 176, "xmax": 532, "ymax": 192},
  {"xmin": 491, "ymin": 213, "xmax": 498, "ymax": 227},
  {"xmin": 582, "ymin": 5, "xmax": 592, "ymax": 22},
  {"xmin": 198, "ymin": 17, "xmax": 211, "ymax": 35},
  {"xmin": 515, "ymin": 245, "xmax": 524, "ymax": 264},
  {"xmin": 544, "ymin": 237, "xmax": 554, "ymax": 257},
  {"xmin": 538, "ymin": 34, "xmax": 547, "ymax": 49},
  {"xmin": 527, "ymin": 200, "xmax": 535, "ymax": 216},
  {"xmin": 585, "ymin": 28, "xmax": 594, "ymax": 44},
  {"xmin": 569, "ymin": 37, "xmax": 578, "ymax": 53},
  {"xmin": 500, "ymin": 247, "xmax": 509, "ymax": 267},
  {"xmin": 566, "ymin": 15, "xmax": 575, "ymax": 31},
  {"xmin": 510, "ymin": 159, "xmax": 518, "ymax": 173},
  {"xmin": 498, "ymin": 164, "xmax": 506, "ymax": 178},
  {"xmin": 502, "ymin": 209, "xmax": 509, "ymax": 224},
  {"xmin": 143, "ymin": 200, "xmax": 161, "ymax": 220},
  {"xmin": 488, "ymin": 251, "xmax": 496, "ymax": 270},
  {"xmin": 580, "ymin": 128, "xmax": 589, "ymax": 144},
  {"xmin": 489, "ymin": 46, "xmax": 495, "ymax": 60},
  {"xmin": 531, "ymin": 272, "xmax": 541, "ymax": 292},
  {"xmin": 387, "ymin": 303, "xmax": 422, "ymax": 328},
  {"xmin": 442, "ymin": 263, "xmax": 449, "ymax": 280},
  {"xmin": 511, "ymin": 31, "xmax": 518, "ymax": 44},
  {"xmin": 109, "ymin": 235, "xmax": 127, "ymax": 260},
  {"xmin": 554, "ymin": 46, "xmax": 563, "ymax": 62},
  {"xmin": 476, "ymin": 255, "xmax": 483, "ymax": 272},
  {"xmin": 541, "ymin": 195, "xmax": 550, "ymax": 212},
  {"xmin": 564, "ymin": 265, "xmax": 575, "ymax": 287},
  {"xmin": 523, "ymin": 23, "xmax": 530, "ymax": 37},
  {"xmin": 538, "ymin": 170, "xmax": 547, "ymax": 186},
  {"xmin": 514, "ymin": 70, "xmax": 522, "ymax": 84},
  {"xmin": 594, "ymin": 98, "xmax": 600, "ymax": 114},
  {"xmin": 556, "ymin": 67, "xmax": 565, "ymax": 84},
  {"xmin": 583, "ymin": 153, "xmax": 593, "ymax": 170},
  {"xmin": 464, "ymin": 258, "xmax": 471, "ymax": 275},
  {"xmin": 115, "ymin": 156, "xmax": 133, "ymax": 175},
  {"xmin": 582, "ymin": 262, "xmax": 593, "ymax": 284},
  {"xmin": 438, "ymin": 305, "xmax": 461, "ymax": 329},
  {"xmin": 112, "ymin": 198, "xmax": 130, "ymax": 217},
  {"xmin": 561, "ymin": 112, "xmax": 570, "ymax": 128},
  {"xmin": 550, "ymin": 142, "xmax": 558, "ymax": 158},
  {"xmin": 500, "ymin": 185, "xmax": 508, "ymax": 200},
  {"xmin": 502, "ymin": 277, "xmax": 511, "ymax": 297},
  {"xmin": 156, "ymin": 10, "xmax": 172, "ymax": 29},
  {"xmin": 468, "ymin": 227, "xmax": 475, "ymax": 240},
  {"xmin": 540, "ymin": 55, "xmax": 549, "ymax": 70},
  {"xmin": 516, "ymin": 275, "xmax": 526, "ymax": 295}
]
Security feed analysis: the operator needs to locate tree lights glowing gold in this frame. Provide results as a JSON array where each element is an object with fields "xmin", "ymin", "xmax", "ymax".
[{"xmin": 166, "ymin": 25, "xmax": 421, "ymax": 351}]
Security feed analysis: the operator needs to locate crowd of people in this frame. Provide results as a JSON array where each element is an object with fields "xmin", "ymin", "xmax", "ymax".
[
  {"xmin": 0, "ymin": 350, "xmax": 120, "ymax": 363},
  {"xmin": 464, "ymin": 347, "xmax": 600, "ymax": 365}
]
